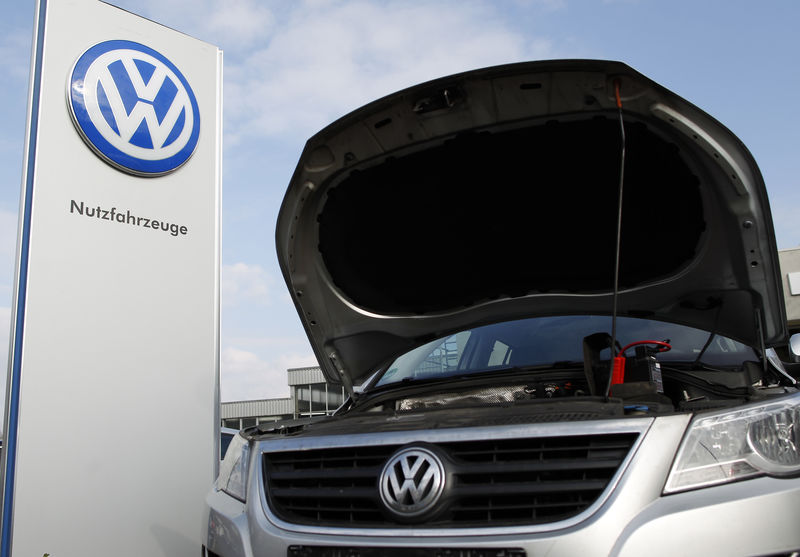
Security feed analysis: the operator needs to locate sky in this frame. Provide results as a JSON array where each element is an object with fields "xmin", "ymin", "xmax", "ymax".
[{"xmin": 0, "ymin": 0, "xmax": 799, "ymax": 405}]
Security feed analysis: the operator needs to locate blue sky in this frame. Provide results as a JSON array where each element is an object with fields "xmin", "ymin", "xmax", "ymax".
[{"xmin": 1, "ymin": 0, "xmax": 798, "ymax": 403}]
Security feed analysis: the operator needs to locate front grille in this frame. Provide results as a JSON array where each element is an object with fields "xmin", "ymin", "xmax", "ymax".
[{"xmin": 263, "ymin": 432, "xmax": 637, "ymax": 528}]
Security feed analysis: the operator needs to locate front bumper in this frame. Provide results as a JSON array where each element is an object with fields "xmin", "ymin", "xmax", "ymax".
[{"xmin": 204, "ymin": 414, "xmax": 800, "ymax": 557}]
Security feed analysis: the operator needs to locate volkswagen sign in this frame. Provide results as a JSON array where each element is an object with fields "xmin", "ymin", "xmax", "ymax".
[
  {"xmin": 379, "ymin": 447, "xmax": 445, "ymax": 518},
  {"xmin": 67, "ymin": 40, "xmax": 200, "ymax": 176}
]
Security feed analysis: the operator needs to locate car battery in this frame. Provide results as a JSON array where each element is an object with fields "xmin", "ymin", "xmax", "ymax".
[
  {"xmin": 610, "ymin": 344, "xmax": 665, "ymax": 399},
  {"xmin": 625, "ymin": 345, "xmax": 664, "ymax": 392}
]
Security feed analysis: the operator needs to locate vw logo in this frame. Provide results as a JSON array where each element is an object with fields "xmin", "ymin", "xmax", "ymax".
[
  {"xmin": 68, "ymin": 40, "xmax": 200, "ymax": 176},
  {"xmin": 379, "ymin": 447, "xmax": 445, "ymax": 518}
]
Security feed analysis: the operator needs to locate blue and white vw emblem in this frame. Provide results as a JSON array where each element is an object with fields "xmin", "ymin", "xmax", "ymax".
[{"xmin": 68, "ymin": 40, "xmax": 200, "ymax": 176}]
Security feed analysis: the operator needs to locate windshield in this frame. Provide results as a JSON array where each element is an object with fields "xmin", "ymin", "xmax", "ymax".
[{"xmin": 375, "ymin": 315, "xmax": 756, "ymax": 387}]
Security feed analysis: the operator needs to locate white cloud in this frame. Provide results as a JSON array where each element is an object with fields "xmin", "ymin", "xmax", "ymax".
[
  {"xmin": 224, "ymin": 334, "xmax": 310, "ymax": 349},
  {"xmin": 116, "ymin": 0, "xmax": 276, "ymax": 51},
  {"xmin": 513, "ymin": 0, "xmax": 566, "ymax": 9},
  {"xmin": 202, "ymin": 0, "xmax": 276, "ymax": 49},
  {"xmin": 0, "ymin": 210, "xmax": 19, "ymax": 327},
  {"xmin": 221, "ymin": 346, "xmax": 318, "ymax": 401},
  {"xmin": 221, "ymin": 262, "xmax": 273, "ymax": 307},
  {"xmin": 0, "ymin": 29, "xmax": 32, "ymax": 82},
  {"xmin": 0, "ymin": 209, "xmax": 18, "ymax": 260},
  {"xmin": 0, "ymin": 306, "xmax": 9, "ymax": 418},
  {"xmin": 112, "ymin": 0, "xmax": 557, "ymax": 144},
  {"xmin": 221, "ymin": 0, "xmax": 554, "ymax": 142},
  {"xmin": 770, "ymin": 193, "xmax": 800, "ymax": 250}
]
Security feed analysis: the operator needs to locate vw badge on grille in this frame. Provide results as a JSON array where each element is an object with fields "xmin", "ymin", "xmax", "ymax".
[
  {"xmin": 379, "ymin": 447, "xmax": 445, "ymax": 517},
  {"xmin": 68, "ymin": 40, "xmax": 200, "ymax": 176}
]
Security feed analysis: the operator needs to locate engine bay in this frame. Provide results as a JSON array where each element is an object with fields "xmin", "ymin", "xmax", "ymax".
[{"xmin": 349, "ymin": 332, "xmax": 798, "ymax": 419}]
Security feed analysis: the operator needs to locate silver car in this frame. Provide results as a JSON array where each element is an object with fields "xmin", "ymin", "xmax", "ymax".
[{"xmin": 204, "ymin": 60, "xmax": 800, "ymax": 557}]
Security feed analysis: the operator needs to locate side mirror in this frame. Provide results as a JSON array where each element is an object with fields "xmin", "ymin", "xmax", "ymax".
[{"xmin": 790, "ymin": 333, "xmax": 800, "ymax": 363}]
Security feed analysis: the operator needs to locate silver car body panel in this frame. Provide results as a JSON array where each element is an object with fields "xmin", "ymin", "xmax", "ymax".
[{"xmin": 205, "ymin": 414, "xmax": 800, "ymax": 556}]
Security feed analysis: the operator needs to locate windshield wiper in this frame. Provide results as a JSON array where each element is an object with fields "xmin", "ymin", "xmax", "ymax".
[
  {"xmin": 368, "ymin": 361, "xmax": 584, "ymax": 393},
  {"xmin": 475, "ymin": 361, "xmax": 583, "ymax": 375}
]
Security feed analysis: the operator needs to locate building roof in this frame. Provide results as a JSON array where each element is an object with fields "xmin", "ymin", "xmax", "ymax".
[
  {"xmin": 221, "ymin": 397, "xmax": 293, "ymax": 419},
  {"xmin": 287, "ymin": 366, "xmax": 325, "ymax": 386},
  {"xmin": 779, "ymin": 248, "xmax": 800, "ymax": 327}
]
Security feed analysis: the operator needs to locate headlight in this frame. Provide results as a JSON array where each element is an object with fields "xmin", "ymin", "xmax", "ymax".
[
  {"xmin": 664, "ymin": 393, "xmax": 800, "ymax": 494},
  {"xmin": 217, "ymin": 433, "xmax": 250, "ymax": 502}
]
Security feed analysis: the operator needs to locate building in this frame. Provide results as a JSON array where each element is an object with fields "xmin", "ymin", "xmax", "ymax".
[
  {"xmin": 779, "ymin": 247, "xmax": 800, "ymax": 335},
  {"xmin": 221, "ymin": 366, "xmax": 345, "ymax": 429}
]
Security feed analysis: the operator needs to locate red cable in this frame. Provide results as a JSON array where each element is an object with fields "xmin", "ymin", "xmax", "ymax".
[{"xmin": 619, "ymin": 340, "xmax": 672, "ymax": 355}]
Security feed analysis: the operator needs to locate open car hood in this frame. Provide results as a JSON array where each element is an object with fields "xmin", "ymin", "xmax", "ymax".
[{"xmin": 276, "ymin": 60, "xmax": 787, "ymax": 387}]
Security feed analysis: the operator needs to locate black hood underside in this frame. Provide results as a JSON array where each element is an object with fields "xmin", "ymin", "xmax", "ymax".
[
  {"xmin": 319, "ymin": 117, "xmax": 704, "ymax": 314},
  {"xmin": 277, "ymin": 60, "xmax": 786, "ymax": 385}
]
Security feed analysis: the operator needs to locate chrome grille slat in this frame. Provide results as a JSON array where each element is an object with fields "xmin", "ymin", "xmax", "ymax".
[
  {"xmin": 271, "ymin": 487, "xmax": 377, "ymax": 498},
  {"xmin": 269, "ymin": 466, "xmax": 383, "ymax": 481},
  {"xmin": 453, "ymin": 480, "xmax": 609, "ymax": 497},
  {"xmin": 450, "ymin": 457, "xmax": 622, "ymax": 475}
]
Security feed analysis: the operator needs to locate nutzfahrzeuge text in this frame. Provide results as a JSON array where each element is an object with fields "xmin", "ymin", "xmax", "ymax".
[{"xmin": 70, "ymin": 199, "xmax": 189, "ymax": 237}]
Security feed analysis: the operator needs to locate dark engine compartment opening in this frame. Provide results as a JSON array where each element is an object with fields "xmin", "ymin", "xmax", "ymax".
[
  {"xmin": 352, "ymin": 360, "xmax": 779, "ymax": 420},
  {"xmin": 318, "ymin": 116, "xmax": 706, "ymax": 314}
]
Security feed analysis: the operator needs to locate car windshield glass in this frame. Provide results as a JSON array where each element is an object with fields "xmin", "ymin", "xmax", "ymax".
[{"xmin": 374, "ymin": 315, "xmax": 756, "ymax": 387}]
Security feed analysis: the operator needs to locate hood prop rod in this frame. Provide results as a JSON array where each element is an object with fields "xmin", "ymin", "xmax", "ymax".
[
  {"xmin": 605, "ymin": 78, "xmax": 627, "ymax": 400},
  {"xmin": 328, "ymin": 349, "xmax": 358, "ymax": 401},
  {"xmin": 756, "ymin": 308, "xmax": 768, "ymax": 376}
]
